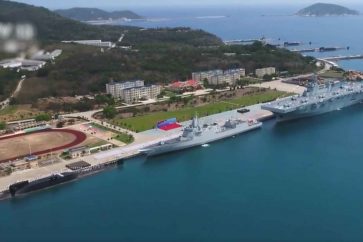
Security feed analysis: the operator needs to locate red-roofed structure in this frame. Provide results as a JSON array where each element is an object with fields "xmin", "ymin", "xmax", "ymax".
[{"xmin": 169, "ymin": 79, "xmax": 200, "ymax": 90}]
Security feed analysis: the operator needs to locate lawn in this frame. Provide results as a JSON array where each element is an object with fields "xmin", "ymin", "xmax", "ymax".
[
  {"xmin": 319, "ymin": 70, "xmax": 345, "ymax": 79},
  {"xmin": 113, "ymin": 133, "xmax": 134, "ymax": 144},
  {"xmin": 0, "ymin": 105, "xmax": 17, "ymax": 115},
  {"xmin": 0, "ymin": 105, "xmax": 43, "ymax": 122},
  {"xmin": 113, "ymin": 90, "xmax": 289, "ymax": 132},
  {"xmin": 91, "ymin": 122, "xmax": 135, "ymax": 144}
]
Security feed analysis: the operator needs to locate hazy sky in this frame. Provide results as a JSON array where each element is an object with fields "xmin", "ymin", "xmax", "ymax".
[{"xmin": 11, "ymin": 0, "xmax": 363, "ymax": 10}]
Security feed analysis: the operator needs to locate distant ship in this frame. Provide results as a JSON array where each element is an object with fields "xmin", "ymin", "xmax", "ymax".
[
  {"xmin": 9, "ymin": 172, "xmax": 78, "ymax": 196},
  {"xmin": 140, "ymin": 115, "xmax": 262, "ymax": 156},
  {"xmin": 261, "ymin": 79, "xmax": 363, "ymax": 121}
]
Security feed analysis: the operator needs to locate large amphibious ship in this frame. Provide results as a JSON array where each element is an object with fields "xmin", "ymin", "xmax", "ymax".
[
  {"xmin": 262, "ymin": 79, "xmax": 363, "ymax": 121},
  {"xmin": 140, "ymin": 115, "xmax": 262, "ymax": 156}
]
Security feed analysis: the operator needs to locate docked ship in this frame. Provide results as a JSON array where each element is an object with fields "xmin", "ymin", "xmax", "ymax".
[
  {"xmin": 140, "ymin": 115, "xmax": 262, "ymax": 156},
  {"xmin": 9, "ymin": 172, "xmax": 78, "ymax": 197},
  {"xmin": 261, "ymin": 79, "xmax": 363, "ymax": 121}
]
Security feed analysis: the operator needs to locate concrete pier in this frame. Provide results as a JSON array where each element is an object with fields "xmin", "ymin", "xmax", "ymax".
[{"xmin": 0, "ymin": 103, "xmax": 275, "ymax": 193}]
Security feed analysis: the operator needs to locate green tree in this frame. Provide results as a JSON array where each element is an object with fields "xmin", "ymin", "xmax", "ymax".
[
  {"xmin": 103, "ymin": 105, "xmax": 117, "ymax": 119},
  {"xmin": 0, "ymin": 121, "xmax": 6, "ymax": 130},
  {"xmin": 35, "ymin": 113, "xmax": 52, "ymax": 122}
]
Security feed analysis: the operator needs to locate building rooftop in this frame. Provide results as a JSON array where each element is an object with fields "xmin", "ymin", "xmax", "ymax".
[{"xmin": 68, "ymin": 146, "xmax": 89, "ymax": 153}]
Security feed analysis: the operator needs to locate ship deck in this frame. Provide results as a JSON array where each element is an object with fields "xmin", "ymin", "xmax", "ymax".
[{"xmin": 262, "ymin": 82, "xmax": 363, "ymax": 113}]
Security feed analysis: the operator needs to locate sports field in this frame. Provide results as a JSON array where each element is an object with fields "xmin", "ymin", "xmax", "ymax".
[{"xmin": 0, "ymin": 129, "xmax": 86, "ymax": 162}]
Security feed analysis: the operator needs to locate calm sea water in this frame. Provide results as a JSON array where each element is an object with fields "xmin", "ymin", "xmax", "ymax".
[{"xmin": 3, "ymin": 6, "xmax": 363, "ymax": 242}]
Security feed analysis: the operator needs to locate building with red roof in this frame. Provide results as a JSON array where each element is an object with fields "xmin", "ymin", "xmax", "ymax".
[{"xmin": 168, "ymin": 79, "xmax": 201, "ymax": 91}]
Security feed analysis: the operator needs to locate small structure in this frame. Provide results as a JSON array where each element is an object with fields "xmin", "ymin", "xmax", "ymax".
[
  {"xmin": 89, "ymin": 144, "xmax": 113, "ymax": 153},
  {"xmin": 67, "ymin": 146, "xmax": 91, "ymax": 159},
  {"xmin": 31, "ymin": 49, "xmax": 63, "ymax": 61},
  {"xmin": 62, "ymin": 40, "xmax": 115, "ymax": 48},
  {"xmin": 0, "ymin": 58, "xmax": 45, "ymax": 71},
  {"xmin": 11, "ymin": 160, "xmax": 30, "ymax": 171},
  {"xmin": 25, "ymin": 155, "xmax": 39, "ymax": 168},
  {"xmin": 255, "ymin": 67, "xmax": 276, "ymax": 78}
]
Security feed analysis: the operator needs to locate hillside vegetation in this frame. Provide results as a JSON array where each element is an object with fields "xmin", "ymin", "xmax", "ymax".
[
  {"xmin": 55, "ymin": 8, "xmax": 143, "ymax": 21},
  {"xmin": 297, "ymin": 3, "xmax": 359, "ymax": 16},
  {"xmin": 0, "ymin": 0, "xmax": 316, "ymax": 108},
  {"xmin": 15, "ymin": 41, "xmax": 316, "ymax": 104},
  {"xmin": 0, "ymin": 0, "xmax": 134, "ymax": 42}
]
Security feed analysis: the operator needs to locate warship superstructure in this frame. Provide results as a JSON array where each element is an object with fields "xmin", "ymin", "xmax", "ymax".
[{"xmin": 140, "ymin": 115, "xmax": 262, "ymax": 156}]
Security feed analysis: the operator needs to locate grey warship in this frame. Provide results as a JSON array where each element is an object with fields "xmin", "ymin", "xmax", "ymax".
[
  {"xmin": 261, "ymin": 79, "xmax": 363, "ymax": 121},
  {"xmin": 140, "ymin": 115, "xmax": 262, "ymax": 156}
]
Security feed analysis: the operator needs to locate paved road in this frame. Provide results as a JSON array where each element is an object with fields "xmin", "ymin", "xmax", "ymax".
[{"xmin": 0, "ymin": 77, "xmax": 25, "ymax": 110}]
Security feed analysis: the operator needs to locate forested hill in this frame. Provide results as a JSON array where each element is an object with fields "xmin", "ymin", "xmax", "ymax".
[
  {"xmin": 0, "ymin": 0, "xmax": 134, "ymax": 42},
  {"xmin": 296, "ymin": 3, "xmax": 359, "ymax": 16},
  {"xmin": 55, "ymin": 8, "xmax": 143, "ymax": 21},
  {"xmin": 0, "ymin": 0, "xmax": 221, "ymax": 46}
]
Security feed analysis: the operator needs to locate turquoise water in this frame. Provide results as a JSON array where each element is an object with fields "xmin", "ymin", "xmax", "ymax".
[
  {"xmin": 3, "ymin": 6, "xmax": 363, "ymax": 241},
  {"xmin": 3, "ymin": 105, "xmax": 363, "ymax": 241}
]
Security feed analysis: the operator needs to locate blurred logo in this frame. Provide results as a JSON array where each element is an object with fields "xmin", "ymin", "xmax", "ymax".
[{"xmin": 0, "ymin": 22, "xmax": 36, "ymax": 53}]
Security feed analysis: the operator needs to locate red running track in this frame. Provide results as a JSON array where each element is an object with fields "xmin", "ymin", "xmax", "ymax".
[{"xmin": 0, "ymin": 129, "xmax": 87, "ymax": 163}]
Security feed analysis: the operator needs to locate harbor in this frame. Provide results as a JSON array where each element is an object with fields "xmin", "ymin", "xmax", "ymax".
[{"xmin": 0, "ymin": 102, "xmax": 276, "ymax": 194}]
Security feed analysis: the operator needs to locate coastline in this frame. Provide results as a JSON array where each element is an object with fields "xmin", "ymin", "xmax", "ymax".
[{"xmin": 0, "ymin": 101, "xmax": 277, "ymax": 198}]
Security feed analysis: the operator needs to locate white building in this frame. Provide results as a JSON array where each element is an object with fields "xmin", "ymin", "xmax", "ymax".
[
  {"xmin": 106, "ymin": 80, "xmax": 161, "ymax": 103},
  {"xmin": 0, "ymin": 58, "xmax": 45, "ymax": 71},
  {"xmin": 123, "ymin": 85, "xmax": 161, "ymax": 104},
  {"xmin": 68, "ymin": 146, "xmax": 91, "ymax": 159},
  {"xmin": 0, "ymin": 59, "xmax": 22, "ymax": 69},
  {"xmin": 193, "ymin": 68, "xmax": 245, "ymax": 86},
  {"xmin": 224, "ymin": 68, "xmax": 245, "ymax": 77},
  {"xmin": 192, "ymin": 69, "xmax": 223, "ymax": 82},
  {"xmin": 106, "ymin": 80, "xmax": 144, "ymax": 99},
  {"xmin": 62, "ymin": 40, "xmax": 115, "ymax": 48},
  {"xmin": 255, "ymin": 67, "xmax": 276, "ymax": 78},
  {"xmin": 31, "ymin": 49, "xmax": 63, "ymax": 61},
  {"xmin": 209, "ymin": 72, "xmax": 241, "ymax": 86}
]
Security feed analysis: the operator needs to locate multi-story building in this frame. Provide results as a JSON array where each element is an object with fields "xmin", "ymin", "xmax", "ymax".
[
  {"xmin": 123, "ymin": 85, "xmax": 161, "ymax": 104},
  {"xmin": 209, "ymin": 72, "xmax": 241, "ymax": 86},
  {"xmin": 224, "ymin": 68, "xmax": 246, "ymax": 77},
  {"xmin": 192, "ymin": 69, "xmax": 223, "ymax": 82},
  {"xmin": 193, "ymin": 68, "xmax": 245, "ymax": 86},
  {"xmin": 106, "ymin": 80, "xmax": 144, "ymax": 99},
  {"xmin": 255, "ymin": 67, "xmax": 276, "ymax": 78},
  {"xmin": 106, "ymin": 80, "xmax": 161, "ymax": 103}
]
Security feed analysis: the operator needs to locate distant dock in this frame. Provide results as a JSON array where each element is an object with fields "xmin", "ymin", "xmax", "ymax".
[
  {"xmin": 291, "ymin": 47, "xmax": 347, "ymax": 53},
  {"xmin": 323, "ymin": 54, "xmax": 363, "ymax": 61}
]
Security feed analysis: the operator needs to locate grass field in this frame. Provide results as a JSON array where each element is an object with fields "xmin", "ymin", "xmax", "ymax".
[
  {"xmin": 0, "ymin": 105, "xmax": 43, "ymax": 122},
  {"xmin": 90, "ymin": 122, "xmax": 134, "ymax": 144},
  {"xmin": 113, "ymin": 90, "xmax": 289, "ymax": 132},
  {"xmin": 319, "ymin": 70, "xmax": 345, "ymax": 79},
  {"xmin": 113, "ymin": 133, "xmax": 134, "ymax": 144}
]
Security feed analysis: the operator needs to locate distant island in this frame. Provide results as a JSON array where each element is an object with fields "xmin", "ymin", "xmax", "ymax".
[
  {"xmin": 54, "ymin": 8, "xmax": 143, "ymax": 21},
  {"xmin": 296, "ymin": 3, "xmax": 359, "ymax": 16}
]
